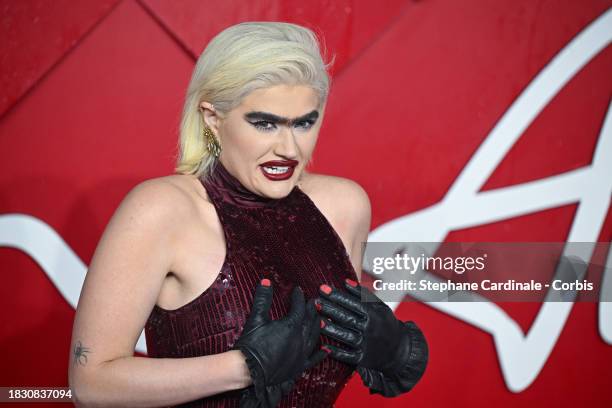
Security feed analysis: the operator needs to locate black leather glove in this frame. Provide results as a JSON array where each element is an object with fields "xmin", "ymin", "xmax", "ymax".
[
  {"xmin": 317, "ymin": 279, "xmax": 428, "ymax": 397},
  {"xmin": 234, "ymin": 279, "xmax": 327, "ymax": 408}
]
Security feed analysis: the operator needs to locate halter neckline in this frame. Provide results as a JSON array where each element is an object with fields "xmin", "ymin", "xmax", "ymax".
[{"xmin": 202, "ymin": 161, "xmax": 297, "ymax": 208}]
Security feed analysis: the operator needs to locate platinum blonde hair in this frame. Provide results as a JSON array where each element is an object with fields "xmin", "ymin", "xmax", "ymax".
[{"xmin": 175, "ymin": 21, "xmax": 334, "ymax": 178}]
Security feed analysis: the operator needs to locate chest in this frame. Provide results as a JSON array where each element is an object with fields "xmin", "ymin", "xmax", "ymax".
[{"xmin": 160, "ymin": 189, "xmax": 354, "ymax": 311}]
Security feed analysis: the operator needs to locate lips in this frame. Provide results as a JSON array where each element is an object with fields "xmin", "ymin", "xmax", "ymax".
[
  {"xmin": 259, "ymin": 159, "xmax": 299, "ymax": 181},
  {"xmin": 260, "ymin": 159, "xmax": 299, "ymax": 167}
]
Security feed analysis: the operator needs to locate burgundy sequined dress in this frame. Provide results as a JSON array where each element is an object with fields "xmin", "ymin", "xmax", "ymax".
[{"xmin": 145, "ymin": 161, "xmax": 359, "ymax": 407}]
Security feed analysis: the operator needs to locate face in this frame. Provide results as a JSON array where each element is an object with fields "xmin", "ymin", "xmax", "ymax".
[{"xmin": 202, "ymin": 84, "xmax": 324, "ymax": 199}]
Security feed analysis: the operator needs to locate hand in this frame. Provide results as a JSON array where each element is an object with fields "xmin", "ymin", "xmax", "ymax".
[
  {"xmin": 316, "ymin": 279, "xmax": 428, "ymax": 397},
  {"xmin": 234, "ymin": 279, "xmax": 326, "ymax": 408}
]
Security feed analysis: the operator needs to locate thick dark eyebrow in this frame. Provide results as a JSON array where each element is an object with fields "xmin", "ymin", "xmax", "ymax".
[{"xmin": 243, "ymin": 110, "xmax": 319, "ymax": 126}]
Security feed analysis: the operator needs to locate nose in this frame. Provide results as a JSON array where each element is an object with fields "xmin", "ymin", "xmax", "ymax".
[{"xmin": 274, "ymin": 127, "xmax": 299, "ymax": 159}]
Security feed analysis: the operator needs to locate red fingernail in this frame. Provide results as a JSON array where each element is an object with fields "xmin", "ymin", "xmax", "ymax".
[
  {"xmin": 320, "ymin": 284, "xmax": 332, "ymax": 295},
  {"xmin": 320, "ymin": 320, "xmax": 326, "ymax": 328},
  {"xmin": 261, "ymin": 278, "xmax": 271, "ymax": 287},
  {"xmin": 321, "ymin": 346, "xmax": 331, "ymax": 354},
  {"xmin": 315, "ymin": 300, "xmax": 322, "ymax": 311},
  {"xmin": 346, "ymin": 279, "xmax": 358, "ymax": 287}
]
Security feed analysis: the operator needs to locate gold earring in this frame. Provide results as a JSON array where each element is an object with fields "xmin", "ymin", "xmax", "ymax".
[{"xmin": 203, "ymin": 126, "xmax": 221, "ymax": 158}]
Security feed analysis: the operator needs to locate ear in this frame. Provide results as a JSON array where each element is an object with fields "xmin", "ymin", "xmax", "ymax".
[{"xmin": 199, "ymin": 101, "xmax": 222, "ymax": 138}]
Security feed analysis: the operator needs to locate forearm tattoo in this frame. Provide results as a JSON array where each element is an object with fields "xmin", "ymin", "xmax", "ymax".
[{"xmin": 73, "ymin": 340, "xmax": 92, "ymax": 367}]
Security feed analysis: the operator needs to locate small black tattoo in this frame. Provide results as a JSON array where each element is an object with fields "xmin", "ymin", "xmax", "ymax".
[{"xmin": 73, "ymin": 340, "xmax": 92, "ymax": 366}]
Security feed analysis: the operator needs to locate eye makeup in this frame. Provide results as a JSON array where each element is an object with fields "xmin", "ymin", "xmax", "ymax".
[{"xmin": 245, "ymin": 110, "xmax": 319, "ymax": 132}]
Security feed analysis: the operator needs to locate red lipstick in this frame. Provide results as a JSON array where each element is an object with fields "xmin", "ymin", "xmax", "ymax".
[{"xmin": 259, "ymin": 159, "xmax": 299, "ymax": 181}]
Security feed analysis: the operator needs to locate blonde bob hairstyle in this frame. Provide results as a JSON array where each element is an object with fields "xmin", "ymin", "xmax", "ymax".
[{"xmin": 175, "ymin": 21, "xmax": 334, "ymax": 179}]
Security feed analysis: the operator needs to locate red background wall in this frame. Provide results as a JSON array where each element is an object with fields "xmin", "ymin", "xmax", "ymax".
[{"xmin": 1, "ymin": 0, "xmax": 611, "ymax": 407}]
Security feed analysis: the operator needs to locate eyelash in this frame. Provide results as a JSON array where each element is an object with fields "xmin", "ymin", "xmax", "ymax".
[{"xmin": 252, "ymin": 120, "xmax": 315, "ymax": 132}]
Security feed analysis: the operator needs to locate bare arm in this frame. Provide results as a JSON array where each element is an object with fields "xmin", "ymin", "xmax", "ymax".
[{"xmin": 68, "ymin": 180, "xmax": 250, "ymax": 407}]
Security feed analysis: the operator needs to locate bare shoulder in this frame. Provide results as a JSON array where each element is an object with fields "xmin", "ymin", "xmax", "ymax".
[
  {"xmin": 127, "ymin": 173, "xmax": 208, "ymax": 216},
  {"xmin": 104, "ymin": 174, "xmax": 215, "ymax": 251},
  {"xmin": 298, "ymin": 171, "xmax": 371, "ymax": 220}
]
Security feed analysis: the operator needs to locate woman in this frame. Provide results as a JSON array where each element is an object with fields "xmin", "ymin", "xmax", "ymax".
[{"xmin": 69, "ymin": 21, "xmax": 427, "ymax": 407}]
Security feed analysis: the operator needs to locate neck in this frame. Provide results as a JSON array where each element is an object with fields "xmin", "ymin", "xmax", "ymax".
[{"xmin": 202, "ymin": 160, "xmax": 296, "ymax": 209}]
